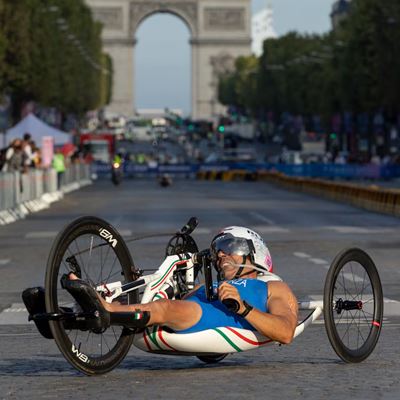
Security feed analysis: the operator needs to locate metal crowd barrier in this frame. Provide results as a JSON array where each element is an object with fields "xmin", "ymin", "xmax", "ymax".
[{"xmin": 0, "ymin": 164, "xmax": 90, "ymax": 212}]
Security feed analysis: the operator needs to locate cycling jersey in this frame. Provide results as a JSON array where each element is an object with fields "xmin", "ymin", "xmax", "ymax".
[{"xmin": 177, "ymin": 278, "xmax": 268, "ymax": 334}]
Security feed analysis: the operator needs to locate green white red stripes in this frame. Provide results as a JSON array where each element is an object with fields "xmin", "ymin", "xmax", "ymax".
[
  {"xmin": 213, "ymin": 327, "xmax": 272, "ymax": 352},
  {"xmin": 143, "ymin": 326, "xmax": 177, "ymax": 352},
  {"xmin": 150, "ymin": 260, "xmax": 187, "ymax": 290},
  {"xmin": 139, "ymin": 326, "xmax": 272, "ymax": 354},
  {"xmin": 153, "ymin": 291, "xmax": 168, "ymax": 301}
]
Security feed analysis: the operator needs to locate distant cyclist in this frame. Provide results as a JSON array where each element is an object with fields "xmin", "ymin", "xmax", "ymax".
[{"xmin": 112, "ymin": 153, "xmax": 123, "ymax": 165}]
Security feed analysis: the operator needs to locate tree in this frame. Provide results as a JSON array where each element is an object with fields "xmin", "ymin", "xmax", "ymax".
[{"xmin": 0, "ymin": 0, "xmax": 112, "ymax": 120}]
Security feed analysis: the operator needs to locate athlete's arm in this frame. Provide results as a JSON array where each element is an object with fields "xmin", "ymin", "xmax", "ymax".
[{"xmin": 219, "ymin": 281, "xmax": 298, "ymax": 344}]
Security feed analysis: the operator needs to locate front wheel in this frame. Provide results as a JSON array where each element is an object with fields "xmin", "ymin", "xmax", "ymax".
[
  {"xmin": 323, "ymin": 248, "xmax": 383, "ymax": 363},
  {"xmin": 45, "ymin": 216, "xmax": 137, "ymax": 375}
]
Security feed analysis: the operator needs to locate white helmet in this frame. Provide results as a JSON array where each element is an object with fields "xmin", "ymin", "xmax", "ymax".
[{"xmin": 210, "ymin": 226, "xmax": 273, "ymax": 273}]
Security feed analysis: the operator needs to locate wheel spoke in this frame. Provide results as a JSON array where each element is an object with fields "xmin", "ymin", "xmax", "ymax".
[
  {"xmin": 48, "ymin": 219, "xmax": 137, "ymax": 374},
  {"xmin": 325, "ymin": 249, "xmax": 382, "ymax": 362}
]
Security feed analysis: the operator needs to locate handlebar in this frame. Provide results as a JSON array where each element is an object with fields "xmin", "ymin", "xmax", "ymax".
[
  {"xmin": 222, "ymin": 298, "xmax": 240, "ymax": 313},
  {"xmin": 192, "ymin": 249, "xmax": 241, "ymax": 313},
  {"xmin": 180, "ymin": 217, "xmax": 199, "ymax": 235},
  {"xmin": 191, "ymin": 248, "xmax": 211, "ymax": 264}
]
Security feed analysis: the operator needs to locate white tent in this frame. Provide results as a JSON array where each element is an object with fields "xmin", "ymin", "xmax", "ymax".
[{"xmin": 6, "ymin": 113, "xmax": 71, "ymax": 145}]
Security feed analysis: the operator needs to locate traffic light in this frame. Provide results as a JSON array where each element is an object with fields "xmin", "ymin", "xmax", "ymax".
[
  {"xmin": 330, "ymin": 132, "xmax": 337, "ymax": 140},
  {"xmin": 218, "ymin": 125, "xmax": 225, "ymax": 133}
]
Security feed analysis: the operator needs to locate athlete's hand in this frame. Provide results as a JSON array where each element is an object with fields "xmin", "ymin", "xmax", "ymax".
[{"xmin": 218, "ymin": 282, "xmax": 245, "ymax": 314}]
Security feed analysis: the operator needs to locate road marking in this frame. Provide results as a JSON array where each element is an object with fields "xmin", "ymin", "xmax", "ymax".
[
  {"xmin": 309, "ymin": 258, "xmax": 329, "ymax": 266},
  {"xmin": 312, "ymin": 317, "xmax": 391, "ymax": 325},
  {"xmin": 294, "ymin": 252, "xmax": 311, "ymax": 259},
  {"xmin": 324, "ymin": 226, "xmax": 396, "ymax": 234},
  {"xmin": 0, "ymin": 259, "xmax": 10, "ymax": 266},
  {"xmin": 0, "ymin": 303, "xmax": 31, "ymax": 325},
  {"xmin": 4, "ymin": 307, "xmax": 27, "ymax": 312},
  {"xmin": 256, "ymin": 226, "xmax": 290, "ymax": 233},
  {"xmin": 300, "ymin": 295, "xmax": 400, "ymax": 318},
  {"xmin": 1, "ymin": 297, "xmax": 399, "ymax": 325},
  {"xmin": 118, "ymin": 229, "xmax": 132, "ymax": 237},
  {"xmin": 249, "ymin": 212, "xmax": 274, "ymax": 225},
  {"xmin": 26, "ymin": 231, "xmax": 58, "ymax": 239},
  {"xmin": 294, "ymin": 253, "xmax": 329, "ymax": 267},
  {"xmin": 341, "ymin": 272, "xmax": 367, "ymax": 284},
  {"xmin": 193, "ymin": 228, "xmax": 212, "ymax": 234}
]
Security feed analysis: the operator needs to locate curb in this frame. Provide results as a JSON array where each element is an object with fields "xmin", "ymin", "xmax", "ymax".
[
  {"xmin": 197, "ymin": 169, "xmax": 400, "ymax": 218},
  {"xmin": 0, "ymin": 180, "xmax": 92, "ymax": 226}
]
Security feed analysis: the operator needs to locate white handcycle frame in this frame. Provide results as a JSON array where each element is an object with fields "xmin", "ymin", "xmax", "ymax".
[{"xmin": 96, "ymin": 254, "xmax": 323, "ymax": 355}]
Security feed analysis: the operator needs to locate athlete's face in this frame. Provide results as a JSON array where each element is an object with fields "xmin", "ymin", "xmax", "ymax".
[{"xmin": 217, "ymin": 251, "xmax": 252, "ymax": 280}]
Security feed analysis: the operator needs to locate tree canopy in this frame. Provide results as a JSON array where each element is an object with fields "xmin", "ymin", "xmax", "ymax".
[
  {"xmin": 0, "ymin": 0, "xmax": 112, "ymax": 120},
  {"xmin": 218, "ymin": 0, "xmax": 400, "ymax": 125}
]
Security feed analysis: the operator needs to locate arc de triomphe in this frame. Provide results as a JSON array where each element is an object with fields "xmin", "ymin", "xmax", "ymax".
[{"xmin": 85, "ymin": 0, "xmax": 251, "ymax": 119}]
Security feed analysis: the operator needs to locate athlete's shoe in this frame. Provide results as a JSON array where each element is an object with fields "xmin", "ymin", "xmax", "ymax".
[
  {"xmin": 61, "ymin": 274, "xmax": 150, "ymax": 330},
  {"xmin": 61, "ymin": 274, "xmax": 110, "ymax": 331},
  {"xmin": 22, "ymin": 287, "xmax": 53, "ymax": 339}
]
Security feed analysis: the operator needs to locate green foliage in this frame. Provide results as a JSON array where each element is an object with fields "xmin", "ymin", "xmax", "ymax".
[
  {"xmin": 218, "ymin": 0, "xmax": 400, "ymax": 121},
  {"xmin": 0, "ymin": 0, "xmax": 112, "ymax": 118}
]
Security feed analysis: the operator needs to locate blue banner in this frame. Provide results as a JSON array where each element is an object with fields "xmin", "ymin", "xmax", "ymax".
[{"xmin": 91, "ymin": 161, "xmax": 400, "ymax": 180}]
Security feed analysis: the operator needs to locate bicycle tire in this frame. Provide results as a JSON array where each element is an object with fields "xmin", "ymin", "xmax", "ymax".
[
  {"xmin": 323, "ymin": 248, "xmax": 383, "ymax": 363},
  {"xmin": 197, "ymin": 354, "xmax": 227, "ymax": 364},
  {"xmin": 45, "ymin": 216, "xmax": 138, "ymax": 375}
]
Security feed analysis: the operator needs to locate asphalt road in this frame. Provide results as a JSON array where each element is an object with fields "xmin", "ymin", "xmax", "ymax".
[{"xmin": 0, "ymin": 178, "xmax": 399, "ymax": 399}]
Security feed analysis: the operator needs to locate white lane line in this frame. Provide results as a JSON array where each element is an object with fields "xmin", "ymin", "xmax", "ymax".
[
  {"xmin": 4, "ymin": 307, "xmax": 27, "ymax": 312},
  {"xmin": 312, "ymin": 318, "xmax": 391, "ymax": 325},
  {"xmin": 256, "ymin": 226, "xmax": 290, "ymax": 233},
  {"xmin": 324, "ymin": 226, "xmax": 396, "ymax": 234},
  {"xmin": 294, "ymin": 252, "xmax": 311, "ymax": 259},
  {"xmin": 309, "ymin": 258, "xmax": 329, "ymax": 266},
  {"xmin": 26, "ymin": 231, "xmax": 57, "ymax": 239},
  {"xmin": 249, "ymin": 212, "xmax": 275, "ymax": 225},
  {"xmin": 0, "ymin": 303, "xmax": 31, "ymax": 325},
  {"xmin": 193, "ymin": 228, "xmax": 212, "ymax": 234},
  {"xmin": 341, "ymin": 272, "xmax": 366, "ymax": 284},
  {"xmin": 0, "ymin": 259, "xmax": 10, "ymax": 266},
  {"xmin": 2, "ymin": 297, "xmax": 399, "ymax": 325},
  {"xmin": 118, "ymin": 229, "xmax": 132, "ymax": 237},
  {"xmin": 301, "ymin": 295, "xmax": 400, "ymax": 317}
]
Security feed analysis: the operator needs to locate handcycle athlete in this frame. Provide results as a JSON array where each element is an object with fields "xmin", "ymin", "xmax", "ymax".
[
  {"xmin": 22, "ymin": 216, "xmax": 383, "ymax": 375},
  {"xmin": 63, "ymin": 226, "xmax": 298, "ymax": 344}
]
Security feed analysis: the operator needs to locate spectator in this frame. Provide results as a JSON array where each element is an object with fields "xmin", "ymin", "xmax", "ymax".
[
  {"xmin": 22, "ymin": 133, "xmax": 34, "ymax": 171},
  {"xmin": 1, "ymin": 139, "xmax": 24, "ymax": 173},
  {"xmin": 52, "ymin": 148, "xmax": 66, "ymax": 190},
  {"xmin": 31, "ymin": 143, "xmax": 42, "ymax": 168}
]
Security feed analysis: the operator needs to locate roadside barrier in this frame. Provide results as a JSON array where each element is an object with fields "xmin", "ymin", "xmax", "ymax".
[
  {"xmin": 0, "ymin": 164, "xmax": 91, "ymax": 225},
  {"xmin": 197, "ymin": 169, "xmax": 400, "ymax": 218},
  {"xmin": 256, "ymin": 171, "xmax": 400, "ymax": 217}
]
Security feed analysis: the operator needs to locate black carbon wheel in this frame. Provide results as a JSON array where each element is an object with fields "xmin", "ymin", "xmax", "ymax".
[
  {"xmin": 324, "ymin": 248, "xmax": 383, "ymax": 363},
  {"xmin": 196, "ymin": 354, "xmax": 227, "ymax": 364},
  {"xmin": 45, "ymin": 216, "xmax": 138, "ymax": 375}
]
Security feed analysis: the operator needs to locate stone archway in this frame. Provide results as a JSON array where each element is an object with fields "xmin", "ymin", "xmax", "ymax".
[{"xmin": 86, "ymin": 0, "xmax": 251, "ymax": 119}]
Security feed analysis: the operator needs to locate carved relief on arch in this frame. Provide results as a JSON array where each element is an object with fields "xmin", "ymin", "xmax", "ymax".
[
  {"xmin": 210, "ymin": 53, "xmax": 236, "ymax": 76},
  {"xmin": 129, "ymin": 1, "xmax": 198, "ymax": 36}
]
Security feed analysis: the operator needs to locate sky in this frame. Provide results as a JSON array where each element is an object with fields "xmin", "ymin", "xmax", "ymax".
[{"xmin": 135, "ymin": 0, "xmax": 334, "ymax": 115}]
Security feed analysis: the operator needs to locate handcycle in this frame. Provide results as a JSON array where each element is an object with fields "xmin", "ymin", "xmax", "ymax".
[{"xmin": 22, "ymin": 216, "xmax": 384, "ymax": 375}]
